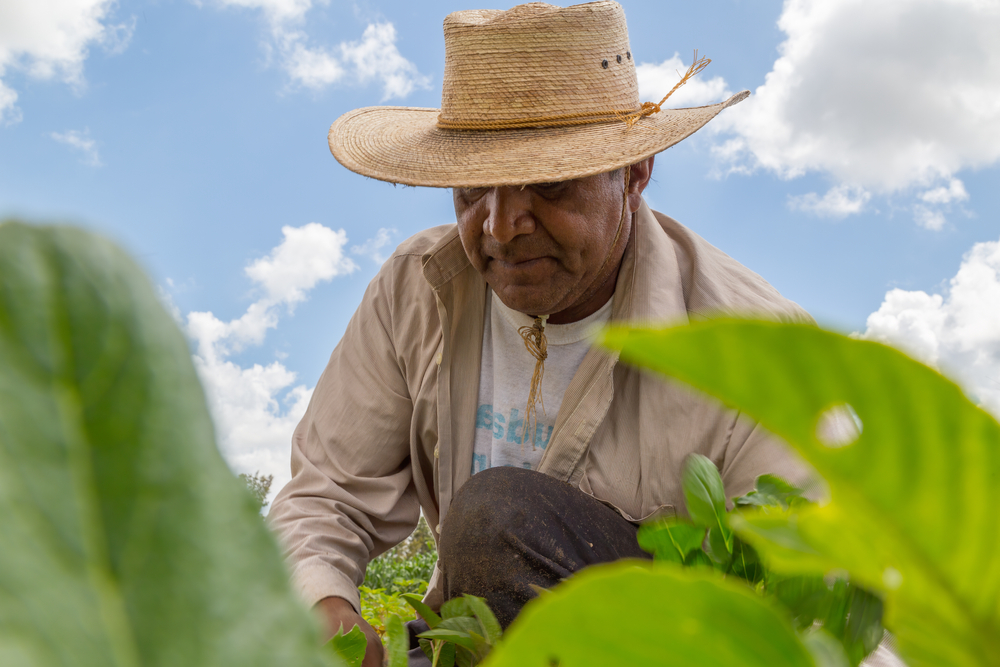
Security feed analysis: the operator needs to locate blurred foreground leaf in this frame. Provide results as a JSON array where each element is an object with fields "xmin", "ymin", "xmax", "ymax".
[
  {"xmin": 0, "ymin": 222, "xmax": 335, "ymax": 666},
  {"xmin": 601, "ymin": 319, "xmax": 1000, "ymax": 667},
  {"xmin": 485, "ymin": 561, "xmax": 817, "ymax": 667}
]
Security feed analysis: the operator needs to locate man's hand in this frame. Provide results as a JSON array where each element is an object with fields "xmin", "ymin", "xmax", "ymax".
[{"xmin": 317, "ymin": 596, "xmax": 385, "ymax": 667}]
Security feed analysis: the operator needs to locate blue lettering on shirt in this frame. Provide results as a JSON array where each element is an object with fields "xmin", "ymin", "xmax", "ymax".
[
  {"xmin": 531, "ymin": 423, "xmax": 553, "ymax": 450},
  {"xmin": 475, "ymin": 404, "xmax": 493, "ymax": 429},
  {"xmin": 492, "ymin": 412, "xmax": 505, "ymax": 440},
  {"xmin": 506, "ymin": 408, "xmax": 523, "ymax": 444},
  {"xmin": 473, "ymin": 403, "xmax": 553, "ymax": 474}
]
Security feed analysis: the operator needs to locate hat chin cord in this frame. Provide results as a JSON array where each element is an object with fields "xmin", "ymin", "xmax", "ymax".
[{"xmin": 517, "ymin": 166, "xmax": 631, "ymax": 452}]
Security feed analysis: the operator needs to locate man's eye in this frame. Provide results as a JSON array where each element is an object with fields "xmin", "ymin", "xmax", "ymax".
[
  {"xmin": 459, "ymin": 187, "xmax": 490, "ymax": 201},
  {"xmin": 532, "ymin": 182, "xmax": 566, "ymax": 198}
]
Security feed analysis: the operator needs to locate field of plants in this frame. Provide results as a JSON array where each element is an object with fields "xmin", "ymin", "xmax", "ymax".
[{"xmin": 2, "ymin": 220, "xmax": 999, "ymax": 667}]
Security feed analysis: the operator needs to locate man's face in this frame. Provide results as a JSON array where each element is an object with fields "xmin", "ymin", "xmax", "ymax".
[{"xmin": 454, "ymin": 165, "xmax": 644, "ymax": 322}]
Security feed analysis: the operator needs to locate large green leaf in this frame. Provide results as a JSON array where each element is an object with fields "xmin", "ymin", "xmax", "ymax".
[
  {"xmin": 0, "ymin": 222, "xmax": 335, "ymax": 666},
  {"xmin": 601, "ymin": 319, "xmax": 1000, "ymax": 667},
  {"xmin": 485, "ymin": 561, "xmax": 816, "ymax": 667}
]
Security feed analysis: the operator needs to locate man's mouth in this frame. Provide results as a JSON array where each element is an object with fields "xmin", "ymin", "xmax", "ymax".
[{"xmin": 492, "ymin": 256, "xmax": 547, "ymax": 269}]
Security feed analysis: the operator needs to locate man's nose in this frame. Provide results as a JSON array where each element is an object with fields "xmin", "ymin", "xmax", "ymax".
[{"xmin": 483, "ymin": 187, "xmax": 535, "ymax": 244}]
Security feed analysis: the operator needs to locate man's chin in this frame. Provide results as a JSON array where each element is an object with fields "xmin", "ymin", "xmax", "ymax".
[{"xmin": 491, "ymin": 285, "xmax": 565, "ymax": 317}]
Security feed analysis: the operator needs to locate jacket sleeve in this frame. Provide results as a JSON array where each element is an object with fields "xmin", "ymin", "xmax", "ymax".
[{"xmin": 267, "ymin": 259, "xmax": 420, "ymax": 613}]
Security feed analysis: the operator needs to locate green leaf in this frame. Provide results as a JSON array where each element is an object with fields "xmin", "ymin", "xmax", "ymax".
[
  {"xmin": 327, "ymin": 625, "xmax": 367, "ymax": 667},
  {"xmin": 463, "ymin": 595, "xmax": 502, "ymax": 646},
  {"xmin": 440, "ymin": 596, "xmax": 474, "ymax": 619},
  {"xmin": 729, "ymin": 539, "xmax": 764, "ymax": 584},
  {"xmin": 419, "ymin": 629, "xmax": 478, "ymax": 652},
  {"xmin": 601, "ymin": 319, "xmax": 1000, "ymax": 667},
  {"xmin": 437, "ymin": 615, "xmax": 480, "ymax": 636},
  {"xmin": 684, "ymin": 549, "xmax": 714, "ymax": 569},
  {"xmin": 0, "ymin": 222, "xmax": 335, "ymax": 666},
  {"xmin": 800, "ymin": 629, "xmax": 850, "ymax": 667},
  {"xmin": 486, "ymin": 561, "xmax": 816, "ymax": 667},
  {"xmin": 637, "ymin": 517, "xmax": 705, "ymax": 563},
  {"xmin": 682, "ymin": 454, "xmax": 733, "ymax": 549},
  {"xmin": 771, "ymin": 575, "xmax": 831, "ymax": 630},
  {"xmin": 736, "ymin": 474, "xmax": 807, "ymax": 510},
  {"xmin": 705, "ymin": 525, "xmax": 733, "ymax": 569},
  {"xmin": 455, "ymin": 646, "xmax": 475, "ymax": 667},
  {"xmin": 843, "ymin": 586, "xmax": 885, "ymax": 666},
  {"xmin": 385, "ymin": 615, "xmax": 409, "ymax": 667},
  {"xmin": 437, "ymin": 642, "xmax": 457, "ymax": 667},
  {"xmin": 419, "ymin": 638, "xmax": 434, "ymax": 661},
  {"xmin": 402, "ymin": 593, "xmax": 442, "ymax": 629}
]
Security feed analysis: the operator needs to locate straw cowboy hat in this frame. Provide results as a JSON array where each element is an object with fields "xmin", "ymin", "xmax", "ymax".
[{"xmin": 328, "ymin": 1, "xmax": 749, "ymax": 188}]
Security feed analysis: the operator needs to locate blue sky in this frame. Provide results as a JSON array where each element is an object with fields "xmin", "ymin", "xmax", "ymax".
[{"xmin": 2, "ymin": 0, "xmax": 998, "ymax": 491}]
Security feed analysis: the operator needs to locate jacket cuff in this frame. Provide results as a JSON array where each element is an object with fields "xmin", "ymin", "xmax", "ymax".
[{"xmin": 291, "ymin": 561, "xmax": 362, "ymax": 613}]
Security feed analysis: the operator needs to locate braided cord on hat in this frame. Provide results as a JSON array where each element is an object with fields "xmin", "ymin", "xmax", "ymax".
[{"xmin": 438, "ymin": 53, "xmax": 710, "ymax": 131}]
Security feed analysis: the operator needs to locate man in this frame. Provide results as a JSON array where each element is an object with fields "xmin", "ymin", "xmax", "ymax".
[{"xmin": 269, "ymin": 2, "xmax": 812, "ymax": 665}]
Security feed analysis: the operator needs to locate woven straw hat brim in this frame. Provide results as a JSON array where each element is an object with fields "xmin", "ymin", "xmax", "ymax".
[{"xmin": 329, "ymin": 90, "xmax": 749, "ymax": 188}]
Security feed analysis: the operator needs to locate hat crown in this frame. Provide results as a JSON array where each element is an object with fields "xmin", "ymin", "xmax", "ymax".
[{"xmin": 440, "ymin": 1, "xmax": 639, "ymax": 124}]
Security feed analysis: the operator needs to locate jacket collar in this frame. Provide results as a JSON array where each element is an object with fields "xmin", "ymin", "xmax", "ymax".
[
  {"xmin": 613, "ymin": 199, "xmax": 689, "ymax": 325},
  {"xmin": 420, "ymin": 226, "xmax": 469, "ymax": 291}
]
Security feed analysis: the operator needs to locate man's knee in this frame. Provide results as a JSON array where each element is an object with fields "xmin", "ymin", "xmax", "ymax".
[{"xmin": 439, "ymin": 467, "xmax": 541, "ymax": 557}]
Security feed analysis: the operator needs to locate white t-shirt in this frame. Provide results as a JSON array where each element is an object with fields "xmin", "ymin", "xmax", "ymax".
[{"xmin": 471, "ymin": 291, "xmax": 614, "ymax": 474}]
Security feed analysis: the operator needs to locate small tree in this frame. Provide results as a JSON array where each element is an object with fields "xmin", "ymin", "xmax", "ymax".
[{"xmin": 239, "ymin": 471, "xmax": 274, "ymax": 513}]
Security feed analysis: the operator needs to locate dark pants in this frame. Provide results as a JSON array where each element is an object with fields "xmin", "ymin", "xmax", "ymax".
[{"xmin": 405, "ymin": 467, "xmax": 650, "ymax": 665}]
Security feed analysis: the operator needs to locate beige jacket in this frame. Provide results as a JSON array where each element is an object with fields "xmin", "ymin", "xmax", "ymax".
[{"xmin": 268, "ymin": 200, "xmax": 813, "ymax": 613}]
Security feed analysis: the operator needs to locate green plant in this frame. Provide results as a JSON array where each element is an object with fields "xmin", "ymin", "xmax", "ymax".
[
  {"xmin": 363, "ymin": 550, "xmax": 437, "ymax": 594},
  {"xmin": 360, "ymin": 579, "xmax": 427, "ymax": 636},
  {"xmin": 483, "ymin": 318, "xmax": 1000, "ymax": 666},
  {"xmin": 639, "ymin": 456, "xmax": 883, "ymax": 666},
  {"xmin": 359, "ymin": 514, "xmax": 437, "ymax": 638},
  {"xmin": 383, "ymin": 593, "xmax": 502, "ymax": 667},
  {"xmin": 599, "ymin": 319, "xmax": 1000, "ymax": 667},
  {"xmin": 0, "ymin": 222, "xmax": 339, "ymax": 666}
]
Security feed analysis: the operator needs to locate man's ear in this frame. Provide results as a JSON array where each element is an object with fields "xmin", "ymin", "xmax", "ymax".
[{"xmin": 627, "ymin": 156, "xmax": 655, "ymax": 212}]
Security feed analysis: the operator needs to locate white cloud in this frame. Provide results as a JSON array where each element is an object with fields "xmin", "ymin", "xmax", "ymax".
[
  {"xmin": 212, "ymin": 0, "xmax": 429, "ymax": 100},
  {"xmin": 340, "ymin": 23, "xmax": 430, "ymax": 100},
  {"xmin": 282, "ymin": 30, "xmax": 344, "ymax": 89},
  {"xmin": 920, "ymin": 178, "xmax": 969, "ymax": 205},
  {"xmin": 183, "ymin": 222, "xmax": 356, "ymax": 492},
  {"xmin": 861, "ymin": 235, "xmax": 1000, "ymax": 417},
  {"xmin": 245, "ymin": 222, "xmax": 357, "ymax": 305},
  {"xmin": 914, "ymin": 205, "xmax": 947, "ymax": 231},
  {"xmin": 636, "ymin": 53, "xmax": 731, "ymax": 108},
  {"xmin": 712, "ymin": 0, "xmax": 1000, "ymax": 223},
  {"xmin": 788, "ymin": 184, "xmax": 871, "ymax": 218},
  {"xmin": 215, "ymin": 0, "xmax": 312, "ymax": 24},
  {"xmin": 352, "ymin": 227, "xmax": 396, "ymax": 265},
  {"xmin": 51, "ymin": 128, "xmax": 101, "ymax": 166},
  {"xmin": 0, "ymin": 0, "xmax": 134, "ymax": 123}
]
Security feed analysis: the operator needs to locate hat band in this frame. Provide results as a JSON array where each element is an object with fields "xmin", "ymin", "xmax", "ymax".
[{"xmin": 436, "ymin": 53, "xmax": 710, "ymax": 132}]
